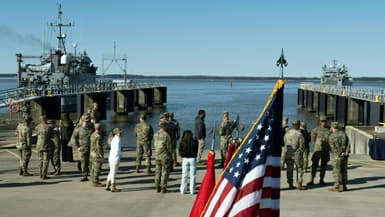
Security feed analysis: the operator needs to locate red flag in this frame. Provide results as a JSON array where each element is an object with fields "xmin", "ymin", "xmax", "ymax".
[
  {"xmin": 189, "ymin": 150, "xmax": 216, "ymax": 217},
  {"xmin": 223, "ymin": 142, "xmax": 236, "ymax": 169},
  {"xmin": 200, "ymin": 80, "xmax": 284, "ymax": 217}
]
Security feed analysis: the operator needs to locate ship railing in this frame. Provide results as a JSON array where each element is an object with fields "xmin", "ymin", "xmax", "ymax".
[{"xmin": 300, "ymin": 82, "xmax": 385, "ymax": 103}]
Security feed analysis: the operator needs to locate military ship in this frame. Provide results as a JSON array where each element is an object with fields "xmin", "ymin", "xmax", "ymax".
[
  {"xmin": 320, "ymin": 60, "xmax": 353, "ymax": 86},
  {"xmin": 15, "ymin": 3, "xmax": 97, "ymax": 111}
]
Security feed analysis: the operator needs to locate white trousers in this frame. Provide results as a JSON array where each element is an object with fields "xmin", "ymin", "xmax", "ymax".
[
  {"xmin": 180, "ymin": 157, "xmax": 197, "ymax": 194},
  {"xmin": 107, "ymin": 160, "xmax": 120, "ymax": 184}
]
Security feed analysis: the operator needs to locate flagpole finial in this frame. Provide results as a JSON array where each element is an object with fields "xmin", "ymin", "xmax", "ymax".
[{"xmin": 276, "ymin": 48, "xmax": 288, "ymax": 79}]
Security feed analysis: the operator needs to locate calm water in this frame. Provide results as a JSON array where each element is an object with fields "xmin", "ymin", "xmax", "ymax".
[{"xmin": 2, "ymin": 78, "xmax": 385, "ymax": 149}]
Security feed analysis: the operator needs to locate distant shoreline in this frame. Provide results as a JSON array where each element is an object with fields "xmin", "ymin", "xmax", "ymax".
[{"xmin": 1, "ymin": 73, "xmax": 385, "ymax": 82}]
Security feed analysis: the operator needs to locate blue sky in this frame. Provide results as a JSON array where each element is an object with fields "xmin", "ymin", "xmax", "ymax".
[{"xmin": 1, "ymin": 0, "xmax": 384, "ymax": 77}]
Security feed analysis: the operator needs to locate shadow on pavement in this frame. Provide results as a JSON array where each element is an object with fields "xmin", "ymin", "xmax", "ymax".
[{"xmin": 0, "ymin": 179, "xmax": 72, "ymax": 188}]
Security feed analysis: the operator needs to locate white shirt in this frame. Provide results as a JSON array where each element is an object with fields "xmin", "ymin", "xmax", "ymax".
[{"xmin": 109, "ymin": 135, "xmax": 121, "ymax": 162}]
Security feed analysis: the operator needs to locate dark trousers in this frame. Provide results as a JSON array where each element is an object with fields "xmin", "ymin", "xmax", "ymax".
[{"xmin": 61, "ymin": 139, "xmax": 74, "ymax": 162}]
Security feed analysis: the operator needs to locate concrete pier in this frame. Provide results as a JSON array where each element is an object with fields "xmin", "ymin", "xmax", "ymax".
[
  {"xmin": 0, "ymin": 82, "xmax": 167, "ymax": 121},
  {"xmin": 298, "ymin": 83, "xmax": 385, "ymax": 125}
]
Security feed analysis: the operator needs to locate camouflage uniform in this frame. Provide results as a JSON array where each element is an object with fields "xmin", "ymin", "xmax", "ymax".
[
  {"xmin": 309, "ymin": 119, "xmax": 331, "ymax": 185},
  {"xmin": 15, "ymin": 119, "xmax": 33, "ymax": 176},
  {"xmin": 90, "ymin": 103, "xmax": 101, "ymax": 123},
  {"xmin": 48, "ymin": 121, "xmax": 61, "ymax": 175},
  {"xmin": 134, "ymin": 117, "xmax": 154, "ymax": 173},
  {"xmin": 154, "ymin": 124, "xmax": 172, "ymax": 193},
  {"xmin": 284, "ymin": 123, "xmax": 306, "ymax": 189},
  {"xmin": 300, "ymin": 123, "xmax": 311, "ymax": 171},
  {"xmin": 72, "ymin": 117, "xmax": 94, "ymax": 181},
  {"xmin": 219, "ymin": 113, "xmax": 234, "ymax": 167},
  {"xmin": 35, "ymin": 117, "xmax": 53, "ymax": 179},
  {"xmin": 329, "ymin": 123, "xmax": 350, "ymax": 191},
  {"xmin": 169, "ymin": 113, "xmax": 180, "ymax": 166},
  {"xmin": 280, "ymin": 117, "xmax": 289, "ymax": 170},
  {"xmin": 90, "ymin": 125, "xmax": 105, "ymax": 186}
]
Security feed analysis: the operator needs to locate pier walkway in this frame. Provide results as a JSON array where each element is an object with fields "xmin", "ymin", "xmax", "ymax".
[
  {"xmin": 0, "ymin": 81, "xmax": 165, "ymax": 109},
  {"xmin": 1, "ymin": 124, "xmax": 384, "ymax": 217},
  {"xmin": 300, "ymin": 82, "xmax": 385, "ymax": 103}
]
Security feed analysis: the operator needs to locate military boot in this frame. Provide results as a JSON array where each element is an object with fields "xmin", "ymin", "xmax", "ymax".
[
  {"xmin": 155, "ymin": 186, "xmax": 161, "ymax": 193},
  {"xmin": 111, "ymin": 184, "xmax": 120, "ymax": 192},
  {"xmin": 288, "ymin": 184, "xmax": 296, "ymax": 189},
  {"xmin": 80, "ymin": 176, "xmax": 88, "ymax": 182},
  {"xmin": 297, "ymin": 183, "xmax": 307, "ymax": 190},
  {"xmin": 135, "ymin": 165, "xmax": 141, "ymax": 173},
  {"xmin": 343, "ymin": 185, "xmax": 348, "ymax": 191},
  {"xmin": 161, "ymin": 186, "xmax": 168, "ymax": 194},
  {"xmin": 105, "ymin": 181, "xmax": 111, "ymax": 191},
  {"xmin": 328, "ymin": 187, "xmax": 341, "ymax": 192},
  {"xmin": 53, "ymin": 170, "xmax": 61, "ymax": 176},
  {"xmin": 307, "ymin": 177, "xmax": 314, "ymax": 186},
  {"xmin": 23, "ymin": 170, "xmax": 33, "ymax": 176},
  {"xmin": 319, "ymin": 179, "xmax": 326, "ymax": 186},
  {"xmin": 19, "ymin": 167, "xmax": 23, "ymax": 176},
  {"xmin": 92, "ymin": 182, "xmax": 106, "ymax": 187}
]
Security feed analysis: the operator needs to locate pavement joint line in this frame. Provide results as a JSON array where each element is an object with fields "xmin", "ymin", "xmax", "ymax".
[{"xmin": 5, "ymin": 149, "xmax": 19, "ymax": 159}]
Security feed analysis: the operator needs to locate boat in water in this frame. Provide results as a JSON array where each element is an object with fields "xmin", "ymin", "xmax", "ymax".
[
  {"xmin": 15, "ymin": 3, "xmax": 97, "ymax": 112},
  {"xmin": 320, "ymin": 60, "xmax": 353, "ymax": 86}
]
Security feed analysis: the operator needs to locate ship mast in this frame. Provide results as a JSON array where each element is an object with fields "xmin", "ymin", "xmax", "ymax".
[{"xmin": 49, "ymin": 3, "xmax": 73, "ymax": 53}]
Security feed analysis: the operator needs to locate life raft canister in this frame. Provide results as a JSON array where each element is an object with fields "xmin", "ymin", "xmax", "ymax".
[{"xmin": 9, "ymin": 101, "xmax": 20, "ymax": 113}]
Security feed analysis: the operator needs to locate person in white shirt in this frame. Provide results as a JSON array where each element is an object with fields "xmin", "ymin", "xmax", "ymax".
[{"xmin": 105, "ymin": 128, "xmax": 122, "ymax": 192}]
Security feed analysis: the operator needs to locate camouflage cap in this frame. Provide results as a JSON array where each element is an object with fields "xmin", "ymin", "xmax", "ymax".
[
  {"xmin": 81, "ymin": 114, "xmax": 90, "ymax": 122},
  {"xmin": 331, "ymin": 121, "xmax": 338, "ymax": 128},
  {"xmin": 319, "ymin": 116, "xmax": 327, "ymax": 121},
  {"xmin": 222, "ymin": 111, "xmax": 229, "ymax": 116},
  {"xmin": 292, "ymin": 119, "xmax": 300, "ymax": 125}
]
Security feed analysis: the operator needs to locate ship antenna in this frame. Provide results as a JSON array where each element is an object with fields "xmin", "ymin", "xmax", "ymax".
[
  {"xmin": 49, "ymin": 3, "xmax": 73, "ymax": 53},
  {"xmin": 276, "ymin": 48, "xmax": 288, "ymax": 79}
]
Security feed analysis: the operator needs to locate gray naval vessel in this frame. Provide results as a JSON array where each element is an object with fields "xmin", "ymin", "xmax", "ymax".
[
  {"xmin": 15, "ymin": 3, "xmax": 97, "ymax": 112},
  {"xmin": 320, "ymin": 59, "xmax": 353, "ymax": 86}
]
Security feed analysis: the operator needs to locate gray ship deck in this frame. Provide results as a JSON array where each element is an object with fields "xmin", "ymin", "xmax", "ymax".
[{"xmin": 0, "ymin": 124, "xmax": 384, "ymax": 217}]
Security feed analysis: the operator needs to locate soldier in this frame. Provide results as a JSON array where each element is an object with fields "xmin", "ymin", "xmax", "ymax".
[
  {"xmin": 90, "ymin": 123, "xmax": 106, "ymax": 187},
  {"xmin": 60, "ymin": 113, "xmax": 74, "ymax": 162},
  {"xmin": 48, "ymin": 120, "xmax": 61, "ymax": 176},
  {"xmin": 281, "ymin": 116, "xmax": 289, "ymax": 170},
  {"xmin": 328, "ymin": 122, "xmax": 350, "ymax": 192},
  {"xmin": 308, "ymin": 116, "xmax": 331, "ymax": 186},
  {"xmin": 22, "ymin": 102, "xmax": 31, "ymax": 119},
  {"xmin": 194, "ymin": 109, "xmax": 206, "ymax": 164},
  {"xmin": 154, "ymin": 122, "xmax": 172, "ymax": 193},
  {"xmin": 284, "ymin": 120, "xmax": 307, "ymax": 190},
  {"xmin": 35, "ymin": 115, "xmax": 52, "ymax": 180},
  {"xmin": 72, "ymin": 115, "xmax": 94, "ymax": 181},
  {"xmin": 300, "ymin": 121, "xmax": 311, "ymax": 172},
  {"xmin": 219, "ymin": 111, "xmax": 234, "ymax": 167},
  {"xmin": 90, "ymin": 102, "xmax": 101, "ymax": 123},
  {"xmin": 15, "ymin": 116, "xmax": 33, "ymax": 176},
  {"xmin": 168, "ymin": 112, "xmax": 181, "ymax": 167},
  {"xmin": 134, "ymin": 114, "xmax": 154, "ymax": 173}
]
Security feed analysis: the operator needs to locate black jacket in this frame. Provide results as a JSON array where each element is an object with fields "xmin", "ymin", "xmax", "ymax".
[{"xmin": 179, "ymin": 138, "xmax": 198, "ymax": 158}]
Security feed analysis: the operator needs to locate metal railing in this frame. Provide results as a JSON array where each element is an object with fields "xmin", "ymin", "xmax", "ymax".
[
  {"xmin": 300, "ymin": 82, "xmax": 385, "ymax": 103},
  {"xmin": 0, "ymin": 81, "xmax": 165, "ymax": 109}
]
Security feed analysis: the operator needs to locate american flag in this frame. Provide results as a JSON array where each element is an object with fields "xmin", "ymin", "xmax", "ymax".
[{"xmin": 200, "ymin": 80, "xmax": 284, "ymax": 217}]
